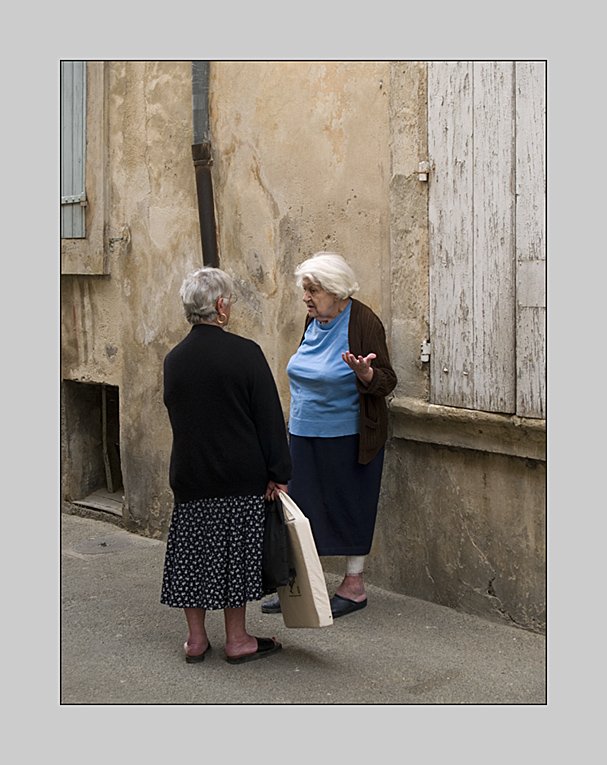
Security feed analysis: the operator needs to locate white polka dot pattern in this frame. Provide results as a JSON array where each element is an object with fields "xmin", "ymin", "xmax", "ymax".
[{"xmin": 160, "ymin": 495, "xmax": 272, "ymax": 610}]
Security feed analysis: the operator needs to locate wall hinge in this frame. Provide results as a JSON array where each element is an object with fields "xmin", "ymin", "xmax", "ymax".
[
  {"xmin": 61, "ymin": 192, "xmax": 88, "ymax": 206},
  {"xmin": 418, "ymin": 161, "xmax": 431, "ymax": 181},
  {"xmin": 108, "ymin": 225, "xmax": 131, "ymax": 253},
  {"xmin": 420, "ymin": 340, "xmax": 431, "ymax": 362}
]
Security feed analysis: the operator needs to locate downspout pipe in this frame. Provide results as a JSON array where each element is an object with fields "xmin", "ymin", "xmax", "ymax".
[{"xmin": 191, "ymin": 61, "xmax": 219, "ymax": 268}]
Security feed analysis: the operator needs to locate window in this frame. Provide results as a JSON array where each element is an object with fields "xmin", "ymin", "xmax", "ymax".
[{"xmin": 60, "ymin": 61, "xmax": 109, "ymax": 275}]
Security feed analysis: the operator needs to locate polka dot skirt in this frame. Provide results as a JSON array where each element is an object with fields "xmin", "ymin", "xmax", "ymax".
[{"xmin": 160, "ymin": 495, "xmax": 272, "ymax": 610}]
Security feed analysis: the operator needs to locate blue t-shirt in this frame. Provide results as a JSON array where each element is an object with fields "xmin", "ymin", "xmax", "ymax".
[{"xmin": 286, "ymin": 302, "xmax": 360, "ymax": 437}]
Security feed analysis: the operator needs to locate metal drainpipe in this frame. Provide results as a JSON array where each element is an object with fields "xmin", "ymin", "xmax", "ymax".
[{"xmin": 191, "ymin": 61, "xmax": 219, "ymax": 268}]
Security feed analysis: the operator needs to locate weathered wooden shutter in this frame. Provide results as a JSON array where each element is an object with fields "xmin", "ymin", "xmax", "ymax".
[
  {"xmin": 428, "ymin": 61, "xmax": 546, "ymax": 418},
  {"xmin": 61, "ymin": 61, "xmax": 87, "ymax": 238},
  {"xmin": 515, "ymin": 62, "xmax": 546, "ymax": 418},
  {"xmin": 428, "ymin": 62, "xmax": 475, "ymax": 410}
]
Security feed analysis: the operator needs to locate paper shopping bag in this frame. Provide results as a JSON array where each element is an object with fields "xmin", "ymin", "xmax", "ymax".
[{"xmin": 276, "ymin": 491, "xmax": 333, "ymax": 628}]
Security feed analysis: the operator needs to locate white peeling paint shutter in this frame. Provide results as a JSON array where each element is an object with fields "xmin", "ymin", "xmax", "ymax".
[
  {"xmin": 428, "ymin": 61, "xmax": 546, "ymax": 418},
  {"xmin": 515, "ymin": 62, "xmax": 546, "ymax": 419},
  {"xmin": 428, "ymin": 62, "xmax": 475, "ymax": 409},
  {"xmin": 61, "ymin": 61, "xmax": 87, "ymax": 238}
]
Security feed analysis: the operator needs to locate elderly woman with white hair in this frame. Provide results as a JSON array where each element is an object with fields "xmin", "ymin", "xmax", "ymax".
[
  {"xmin": 161, "ymin": 266, "xmax": 291, "ymax": 664},
  {"xmin": 262, "ymin": 252, "xmax": 397, "ymax": 619}
]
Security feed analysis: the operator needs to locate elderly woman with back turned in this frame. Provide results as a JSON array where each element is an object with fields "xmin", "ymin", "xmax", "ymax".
[
  {"xmin": 262, "ymin": 252, "xmax": 397, "ymax": 618},
  {"xmin": 161, "ymin": 266, "xmax": 291, "ymax": 664}
]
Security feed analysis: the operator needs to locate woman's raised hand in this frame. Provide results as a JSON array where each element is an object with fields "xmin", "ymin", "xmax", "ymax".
[{"xmin": 342, "ymin": 351, "xmax": 376, "ymax": 385}]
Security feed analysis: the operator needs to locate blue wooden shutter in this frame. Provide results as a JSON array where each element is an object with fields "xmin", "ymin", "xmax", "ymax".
[{"xmin": 61, "ymin": 61, "xmax": 87, "ymax": 238}]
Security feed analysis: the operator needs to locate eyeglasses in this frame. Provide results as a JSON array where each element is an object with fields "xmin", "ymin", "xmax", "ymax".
[{"xmin": 221, "ymin": 294, "xmax": 238, "ymax": 306}]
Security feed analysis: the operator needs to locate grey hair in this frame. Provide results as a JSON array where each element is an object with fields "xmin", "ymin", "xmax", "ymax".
[
  {"xmin": 294, "ymin": 252, "xmax": 359, "ymax": 299},
  {"xmin": 179, "ymin": 267, "xmax": 234, "ymax": 325}
]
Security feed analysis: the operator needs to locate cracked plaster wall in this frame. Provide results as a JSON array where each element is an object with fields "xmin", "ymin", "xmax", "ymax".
[
  {"xmin": 60, "ymin": 61, "xmax": 545, "ymax": 630},
  {"xmin": 61, "ymin": 61, "xmax": 392, "ymax": 539},
  {"xmin": 61, "ymin": 62, "xmax": 198, "ymax": 537},
  {"xmin": 320, "ymin": 62, "xmax": 545, "ymax": 633},
  {"xmin": 368, "ymin": 439, "xmax": 546, "ymax": 633},
  {"xmin": 210, "ymin": 61, "xmax": 392, "ymax": 407}
]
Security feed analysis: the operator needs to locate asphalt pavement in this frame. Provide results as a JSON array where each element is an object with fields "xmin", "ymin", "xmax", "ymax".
[{"xmin": 61, "ymin": 510, "xmax": 546, "ymax": 705}]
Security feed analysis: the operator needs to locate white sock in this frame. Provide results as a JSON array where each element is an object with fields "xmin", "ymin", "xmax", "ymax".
[{"xmin": 346, "ymin": 555, "xmax": 366, "ymax": 575}]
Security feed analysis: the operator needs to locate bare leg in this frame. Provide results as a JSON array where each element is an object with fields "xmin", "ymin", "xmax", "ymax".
[
  {"xmin": 335, "ymin": 556, "xmax": 367, "ymax": 602},
  {"xmin": 184, "ymin": 607, "xmax": 210, "ymax": 657},
  {"xmin": 223, "ymin": 605, "xmax": 258, "ymax": 658},
  {"xmin": 335, "ymin": 573, "xmax": 367, "ymax": 602}
]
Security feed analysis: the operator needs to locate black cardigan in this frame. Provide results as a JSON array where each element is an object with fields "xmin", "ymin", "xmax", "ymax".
[{"xmin": 164, "ymin": 324, "xmax": 292, "ymax": 503}]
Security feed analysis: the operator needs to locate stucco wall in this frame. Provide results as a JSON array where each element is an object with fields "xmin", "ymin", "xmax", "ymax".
[
  {"xmin": 370, "ymin": 440, "xmax": 546, "ymax": 632},
  {"xmin": 373, "ymin": 62, "xmax": 544, "ymax": 632},
  {"xmin": 61, "ymin": 61, "xmax": 200, "ymax": 536},
  {"xmin": 210, "ymin": 61, "xmax": 392, "ymax": 406},
  {"xmin": 60, "ymin": 60, "xmax": 545, "ymax": 632},
  {"xmin": 61, "ymin": 60, "xmax": 393, "ymax": 537}
]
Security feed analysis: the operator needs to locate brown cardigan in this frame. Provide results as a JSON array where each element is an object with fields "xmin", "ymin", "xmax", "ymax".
[{"xmin": 300, "ymin": 298, "xmax": 397, "ymax": 464}]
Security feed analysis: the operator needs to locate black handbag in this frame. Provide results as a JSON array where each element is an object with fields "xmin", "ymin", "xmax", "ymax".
[{"xmin": 262, "ymin": 497, "xmax": 290, "ymax": 589}]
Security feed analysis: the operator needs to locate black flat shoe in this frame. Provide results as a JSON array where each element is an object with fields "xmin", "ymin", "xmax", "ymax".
[
  {"xmin": 330, "ymin": 594, "xmax": 367, "ymax": 618},
  {"xmin": 226, "ymin": 637, "xmax": 282, "ymax": 664},
  {"xmin": 261, "ymin": 596, "xmax": 282, "ymax": 614}
]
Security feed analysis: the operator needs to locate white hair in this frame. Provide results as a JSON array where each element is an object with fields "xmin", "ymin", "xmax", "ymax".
[
  {"xmin": 294, "ymin": 252, "xmax": 359, "ymax": 299},
  {"xmin": 179, "ymin": 267, "xmax": 234, "ymax": 325}
]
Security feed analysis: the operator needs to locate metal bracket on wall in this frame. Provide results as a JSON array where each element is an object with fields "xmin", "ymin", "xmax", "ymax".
[
  {"xmin": 418, "ymin": 161, "xmax": 431, "ymax": 181},
  {"xmin": 108, "ymin": 226, "xmax": 131, "ymax": 253},
  {"xmin": 192, "ymin": 142, "xmax": 213, "ymax": 167},
  {"xmin": 421, "ymin": 340, "xmax": 432, "ymax": 362}
]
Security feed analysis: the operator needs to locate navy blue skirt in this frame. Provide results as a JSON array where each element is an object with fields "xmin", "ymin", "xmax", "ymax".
[{"xmin": 288, "ymin": 434, "xmax": 385, "ymax": 556}]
